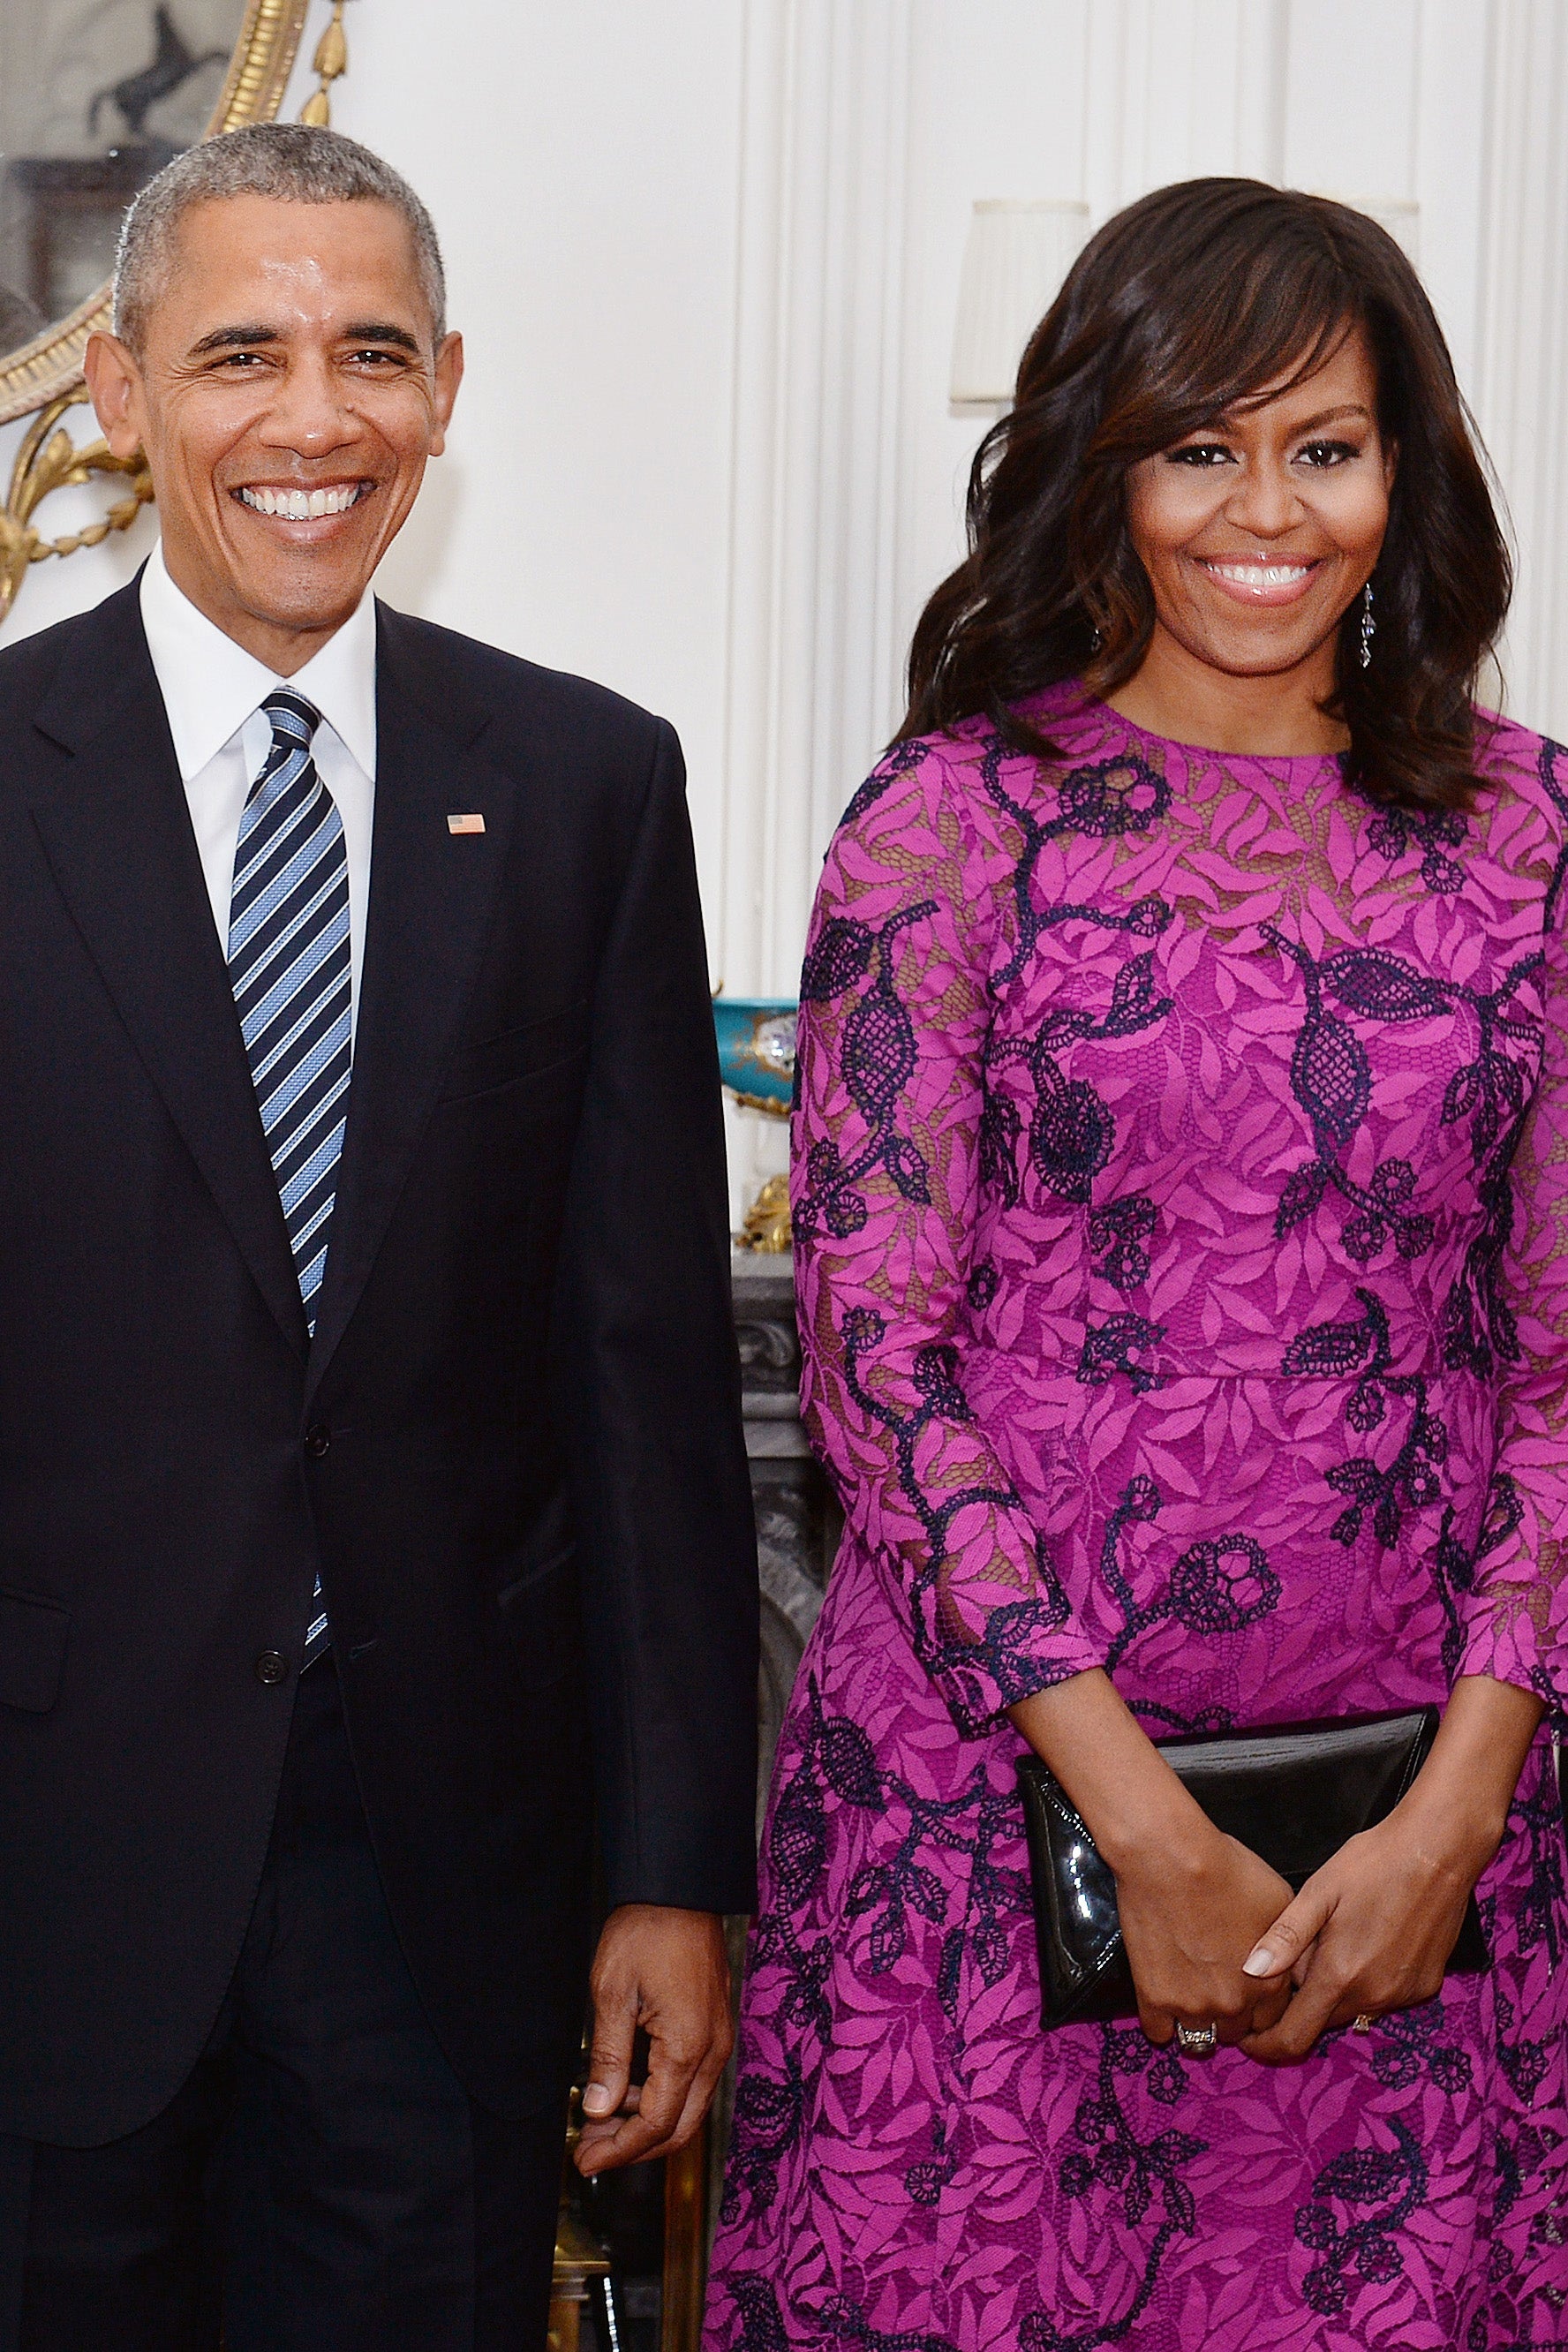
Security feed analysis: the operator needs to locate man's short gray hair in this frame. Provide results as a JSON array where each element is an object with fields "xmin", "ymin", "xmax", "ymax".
[{"xmin": 113, "ymin": 122, "xmax": 447, "ymax": 354}]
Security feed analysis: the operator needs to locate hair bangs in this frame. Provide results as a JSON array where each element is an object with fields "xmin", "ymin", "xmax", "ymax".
[{"xmin": 1096, "ymin": 230, "xmax": 1367, "ymax": 467}]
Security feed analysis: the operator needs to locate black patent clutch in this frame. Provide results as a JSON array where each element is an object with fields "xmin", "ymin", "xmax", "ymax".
[{"xmin": 1017, "ymin": 1707, "xmax": 1489, "ymax": 2029}]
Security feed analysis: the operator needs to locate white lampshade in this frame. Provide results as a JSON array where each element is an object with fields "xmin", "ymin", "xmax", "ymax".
[
  {"xmin": 1329, "ymin": 197, "xmax": 1421, "ymax": 264},
  {"xmin": 950, "ymin": 199, "xmax": 1090, "ymax": 410}
]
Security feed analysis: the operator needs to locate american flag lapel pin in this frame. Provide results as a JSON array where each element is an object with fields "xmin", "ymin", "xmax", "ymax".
[{"xmin": 447, "ymin": 812, "xmax": 486, "ymax": 835}]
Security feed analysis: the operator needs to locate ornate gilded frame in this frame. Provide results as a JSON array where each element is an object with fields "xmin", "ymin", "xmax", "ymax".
[
  {"xmin": 0, "ymin": 0, "xmax": 312, "ymax": 425},
  {"xmin": 0, "ymin": 0, "xmax": 317, "ymax": 618}
]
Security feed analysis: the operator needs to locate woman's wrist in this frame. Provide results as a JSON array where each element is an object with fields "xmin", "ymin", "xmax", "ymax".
[
  {"xmin": 1391, "ymin": 1674, "xmax": 1546, "ymax": 1883},
  {"xmin": 1391, "ymin": 1764, "xmax": 1510, "ymax": 1882},
  {"xmin": 1087, "ymin": 1746, "xmax": 1217, "ymax": 1876},
  {"xmin": 1009, "ymin": 1670, "xmax": 1218, "ymax": 1875}
]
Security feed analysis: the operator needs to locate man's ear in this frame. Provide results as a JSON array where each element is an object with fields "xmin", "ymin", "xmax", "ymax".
[
  {"xmin": 427, "ymin": 330, "xmax": 464, "ymax": 458},
  {"xmin": 82, "ymin": 331, "xmax": 146, "ymax": 463}
]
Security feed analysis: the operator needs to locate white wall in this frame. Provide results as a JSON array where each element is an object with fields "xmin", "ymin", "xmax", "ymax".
[
  {"xmin": 2, "ymin": 0, "xmax": 1564, "ymax": 1221},
  {"xmin": 0, "ymin": 0, "xmax": 748, "ymax": 883}
]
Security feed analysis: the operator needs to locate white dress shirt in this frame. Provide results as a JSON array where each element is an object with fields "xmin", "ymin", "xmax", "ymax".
[{"xmin": 139, "ymin": 541, "xmax": 378, "ymax": 1037}]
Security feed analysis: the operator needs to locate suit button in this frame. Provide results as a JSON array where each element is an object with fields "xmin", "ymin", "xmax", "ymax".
[
  {"xmin": 305, "ymin": 1424, "xmax": 331, "ymax": 1458},
  {"xmin": 254, "ymin": 1650, "xmax": 289, "ymax": 1686}
]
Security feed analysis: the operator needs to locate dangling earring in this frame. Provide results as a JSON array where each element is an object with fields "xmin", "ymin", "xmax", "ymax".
[{"xmin": 1359, "ymin": 582, "xmax": 1376, "ymax": 671}]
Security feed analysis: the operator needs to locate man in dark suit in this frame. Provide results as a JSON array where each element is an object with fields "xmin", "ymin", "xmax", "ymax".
[{"xmin": 0, "ymin": 122, "xmax": 758, "ymax": 2349}]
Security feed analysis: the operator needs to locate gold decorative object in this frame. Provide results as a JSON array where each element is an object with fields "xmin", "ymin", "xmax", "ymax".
[
  {"xmin": 661, "ymin": 2126, "xmax": 711, "ymax": 2352},
  {"xmin": 547, "ymin": 2082, "xmax": 716, "ymax": 2351},
  {"xmin": 299, "ymin": 0, "xmax": 351, "ymax": 127},
  {"xmin": 0, "ymin": 388, "xmax": 154, "ymax": 622},
  {"xmin": 0, "ymin": 0, "xmax": 320, "ymax": 622},
  {"xmin": 0, "ymin": 0, "xmax": 313, "ymax": 429},
  {"xmin": 547, "ymin": 2099, "xmax": 612, "ymax": 2352},
  {"xmin": 735, "ymin": 1172, "xmax": 791, "ymax": 1255}
]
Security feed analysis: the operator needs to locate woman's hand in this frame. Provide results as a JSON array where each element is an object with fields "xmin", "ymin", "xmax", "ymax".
[
  {"xmin": 1239, "ymin": 1673, "xmax": 1545, "ymax": 2065},
  {"xmin": 1114, "ymin": 1817, "xmax": 1297, "ymax": 2047},
  {"xmin": 1010, "ymin": 1670, "xmax": 1294, "ymax": 2049},
  {"xmin": 1235, "ymin": 1813, "xmax": 1480, "ymax": 2063}
]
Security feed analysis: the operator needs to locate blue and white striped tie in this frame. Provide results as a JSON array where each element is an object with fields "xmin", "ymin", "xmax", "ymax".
[{"xmin": 228, "ymin": 689, "xmax": 351, "ymax": 1670}]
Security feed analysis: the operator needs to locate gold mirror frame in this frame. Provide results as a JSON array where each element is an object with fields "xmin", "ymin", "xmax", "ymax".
[{"xmin": 0, "ymin": 0, "xmax": 318, "ymax": 619}]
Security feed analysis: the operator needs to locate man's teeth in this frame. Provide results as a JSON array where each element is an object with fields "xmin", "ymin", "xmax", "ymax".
[
  {"xmin": 239, "ymin": 484, "xmax": 366, "ymax": 519},
  {"xmin": 1205, "ymin": 561, "xmax": 1313, "ymax": 588}
]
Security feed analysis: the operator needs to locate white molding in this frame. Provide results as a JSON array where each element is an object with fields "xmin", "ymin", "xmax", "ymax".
[
  {"xmin": 716, "ymin": 0, "xmax": 913, "ymax": 1004},
  {"xmin": 1083, "ymin": 0, "xmax": 1289, "ymax": 222},
  {"xmin": 1474, "ymin": 0, "xmax": 1568, "ymax": 739},
  {"xmin": 1412, "ymin": 0, "xmax": 1492, "ymax": 392},
  {"xmin": 715, "ymin": 0, "xmax": 913, "ymax": 1219}
]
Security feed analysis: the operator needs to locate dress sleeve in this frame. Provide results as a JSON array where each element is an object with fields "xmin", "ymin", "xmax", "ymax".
[
  {"xmin": 1457, "ymin": 750, "xmax": 1568, "ymax": 1712},
  {"xmin": 791, "ymin": 743, "xmax": 1103, "ymax": 1736}
]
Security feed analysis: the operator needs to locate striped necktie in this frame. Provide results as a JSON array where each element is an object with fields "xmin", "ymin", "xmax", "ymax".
[{"xmin": 228, "ymin": 688, "xmax": 351, "ymax": 1669}]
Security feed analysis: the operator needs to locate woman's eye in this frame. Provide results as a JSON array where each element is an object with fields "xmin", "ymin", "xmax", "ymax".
[
  {"xmin": 1166, "ymin": 442, "xmax": 1234, "ymax": 468},
  {"xmin": 1297, "ymin": 439, "xmax": 1360, "ymax": 468}
]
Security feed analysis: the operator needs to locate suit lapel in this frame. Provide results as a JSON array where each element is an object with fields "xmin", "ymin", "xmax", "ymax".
[
  {"xmin": 28, "ymin": 584, "xmax": 309, "ymax": 1357},
  {"xmin": 303, "ymin": 604, "xmax": 517, "ymax": 1400}
]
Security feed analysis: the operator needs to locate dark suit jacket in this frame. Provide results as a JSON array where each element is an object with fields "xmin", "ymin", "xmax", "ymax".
[{"xmin": 0, "ymin": 580, "xmax": 758, "ymax": 2145}]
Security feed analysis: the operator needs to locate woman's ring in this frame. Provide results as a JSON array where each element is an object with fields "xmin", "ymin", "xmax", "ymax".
[
  {"xmin": 1174, "ymin": 2022, "xmax": 1217, "ymax": 2057},
  {"xmin": 1353, "ymin": 2012, "xmax": 1376, "ymax": 2035}
]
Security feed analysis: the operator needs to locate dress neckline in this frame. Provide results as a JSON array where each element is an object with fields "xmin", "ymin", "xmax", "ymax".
[{"xmin": 1042, "ymin": 681, "xmax": 1350, "ymax": 777}]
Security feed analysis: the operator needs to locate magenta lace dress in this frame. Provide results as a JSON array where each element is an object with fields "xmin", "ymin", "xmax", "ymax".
[{"xmin": 704, "ymin": 691, "xmax": 1568, "ymax": 2352}]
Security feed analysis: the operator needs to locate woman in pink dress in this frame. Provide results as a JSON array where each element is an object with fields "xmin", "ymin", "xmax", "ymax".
[{"xmin": 704, "ymin": 180, "xmax": 1568, "ymax": 2350}]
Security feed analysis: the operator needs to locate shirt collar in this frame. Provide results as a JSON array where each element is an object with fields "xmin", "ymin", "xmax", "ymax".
[{"xmin": 139, "ymin": 539, "xmax": 378, "ymax": 780}]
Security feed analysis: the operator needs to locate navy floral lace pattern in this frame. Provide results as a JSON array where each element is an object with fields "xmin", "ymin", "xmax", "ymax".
[
  {"xmin": 1295, "ymin": 2122, "xmax": 1429, "ymax": 2320},
  {"xmin": 795, "ymin": 901, "xmax": 940, "ymax": 1243},
  {"xmin": 1029, "ymin": 2028, "xmax": 1206, "ymax": 2350},
  {"xmin": 1268, "ymin": 931, "xmax": 1444, "ymax": 1264},
  {"xmin": 1364, "ymin": 797, "xmax": 1468, "ymax": 893},
  {"xmin": 706, "ymin": 693, "xmax": 1568, "ymax": 2351},
  {"xmin": 1285, "ymin": 1288, "xmax": 1450, "ymax": 1549},
  {"xmin": 1097, "ymin": 1474, "xmax": 1279, "ymax": 1688},
  {"xmin": 1089, "ymin": 1194, "xmax": 1158, "ymax": 1293},
  {"xmin": 836, "ymin": 1301, "xmax": 1074, "ymax": 1731}
]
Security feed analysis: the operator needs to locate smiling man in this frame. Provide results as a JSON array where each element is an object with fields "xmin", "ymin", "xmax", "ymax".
[{"xmin": 0, "ymin": 124, "xmax": 757, "ymax": 2350}]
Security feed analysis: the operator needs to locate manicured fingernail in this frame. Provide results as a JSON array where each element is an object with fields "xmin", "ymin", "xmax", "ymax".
[
  {"xmin": 583, "ymin": 2083, "xmax": 612, "ymax": 2115},
  {"xmin": 1242, "ymin": 1948, "xmax": 1275, "ymax": 1978}
]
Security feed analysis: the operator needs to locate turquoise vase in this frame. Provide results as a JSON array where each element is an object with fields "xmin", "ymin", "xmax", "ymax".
[{"xmin": 712, "ymin": 998, "xmax": 797, "ymax": 1118}]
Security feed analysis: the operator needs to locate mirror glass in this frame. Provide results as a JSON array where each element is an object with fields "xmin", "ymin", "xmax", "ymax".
[{"xmin": 0, "ymin": 0, "xmax": 245, "ymax": 356}]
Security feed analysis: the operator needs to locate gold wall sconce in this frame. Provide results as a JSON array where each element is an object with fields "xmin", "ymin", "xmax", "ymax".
[{"xmin": 0, "ymin": 0, "xmax": 346, "ymax": 625}]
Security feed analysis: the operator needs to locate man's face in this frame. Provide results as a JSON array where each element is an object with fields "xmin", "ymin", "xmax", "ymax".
[{"xmin": 86, "ymin": 193, "xmax": 463, "ymax": 671}]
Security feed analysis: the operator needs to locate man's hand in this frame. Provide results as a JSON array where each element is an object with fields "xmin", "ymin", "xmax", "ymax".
[{"xmin": 575, "ymin": 1904, "xmax": 732, "ymax": 2175}]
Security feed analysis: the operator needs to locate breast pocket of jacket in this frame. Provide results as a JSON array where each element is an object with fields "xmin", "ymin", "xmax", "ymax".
[
  {"xmin": 437, "ymin": 999, "xmax": 591, "ymax": 1108},
  {"xmin": 496, "ymin": 1542, "xmax": 583, "ymax": 1692},
  {"xmin": 0, "ymin": 1587, "xmax": 70, "ymax": 1714}
]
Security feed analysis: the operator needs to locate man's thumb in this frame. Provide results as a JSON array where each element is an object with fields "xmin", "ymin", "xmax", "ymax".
[{"xmin": 583, "ymin": 1997, "xmax": 636, "ymax": 2116}]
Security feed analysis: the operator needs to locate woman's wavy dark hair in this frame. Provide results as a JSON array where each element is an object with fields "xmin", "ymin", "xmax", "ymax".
[{"xmin": 901, "ymin": 178, "xmax": 1511, "ymax": 812}]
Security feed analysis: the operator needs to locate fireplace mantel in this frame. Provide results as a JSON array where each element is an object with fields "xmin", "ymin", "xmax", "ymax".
[{"xmin": 730, "ymin": 1250, "xmax": 839, "ymax": 1816}]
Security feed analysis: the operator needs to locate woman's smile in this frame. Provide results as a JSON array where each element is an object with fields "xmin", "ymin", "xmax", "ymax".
[{"xmin": 1193, "ymin": 553, "xmax": 1324, "ymax": 605}]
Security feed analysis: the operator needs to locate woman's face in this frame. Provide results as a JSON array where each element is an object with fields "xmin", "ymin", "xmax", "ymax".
[{"xmin": 1122, "ymin": 325, "xmax": 1395, "ymax": 688}]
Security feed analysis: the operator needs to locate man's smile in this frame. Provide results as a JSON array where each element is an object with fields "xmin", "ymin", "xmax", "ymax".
[{"xmin": 234, "ymin": 479, "xmax": 374, "ymax": 520}]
